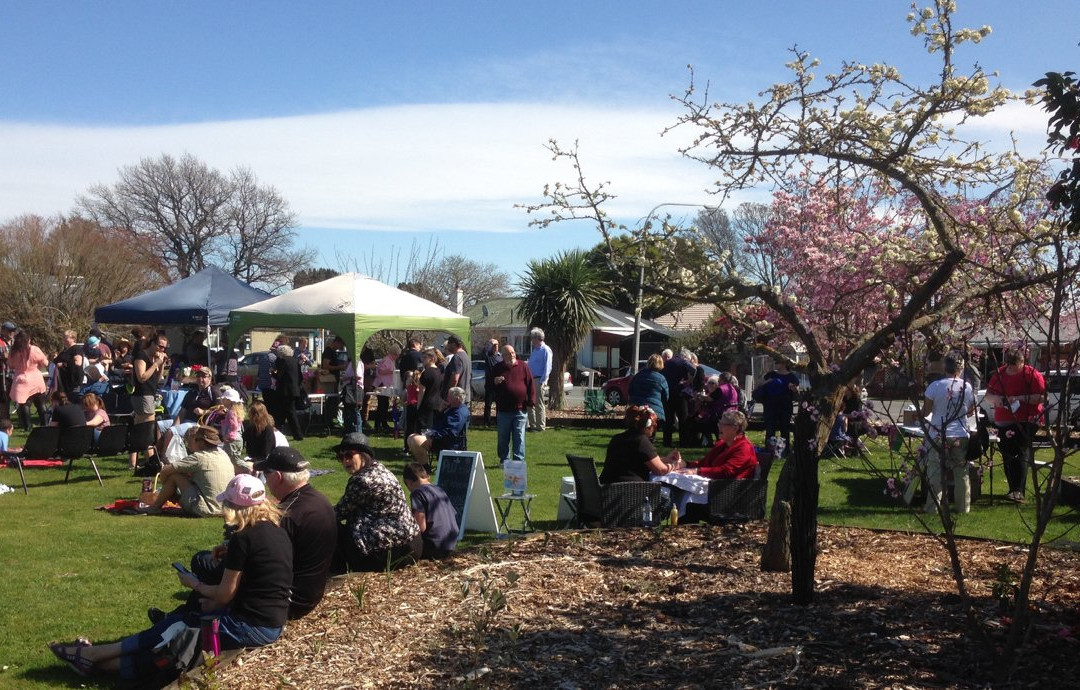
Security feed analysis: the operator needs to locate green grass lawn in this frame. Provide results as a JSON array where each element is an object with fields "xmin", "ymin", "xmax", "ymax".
[{"xmin": 1, "ymin": 422, "xmax": 1078, "ymax": 688}]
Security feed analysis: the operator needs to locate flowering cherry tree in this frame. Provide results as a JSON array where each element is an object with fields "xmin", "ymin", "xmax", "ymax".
[{"xmin": 525, "ymin": 1, "xmax": 1077, "ymax": 609}]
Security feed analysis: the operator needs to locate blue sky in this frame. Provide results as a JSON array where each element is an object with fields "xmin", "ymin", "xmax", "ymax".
[{"xmin": 1, "ymin": 1, "xmax": 1076, "ymax": 287}]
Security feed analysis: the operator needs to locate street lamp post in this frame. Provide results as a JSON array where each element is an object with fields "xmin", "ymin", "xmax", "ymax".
[{"xmin": 630, "ymin": 202, "xmax": 709, "ymax": 375}]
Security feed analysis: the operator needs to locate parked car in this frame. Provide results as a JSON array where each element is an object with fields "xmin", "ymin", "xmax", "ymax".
[
  {"xmin": 237, "ymin": 350, "xmax": 270, "ymax": 390},
  {"xmin": 601, "ymin": 362, "xmax": 724, "ymax": 406},
  {"xmin": 471, "ymin": 359, "xmax": 486, "ymax": 399},
  {"xmin": 470, "ymin": 359, "xmax": 572, "ymax": 398},
  {"xmin": 1045, "ymin": 370, "xmax": 1080, "ymax": 426}
]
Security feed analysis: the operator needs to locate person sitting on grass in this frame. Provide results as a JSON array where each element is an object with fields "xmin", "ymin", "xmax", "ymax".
[
  {"xmin": 332, "ymin": 432, "xmax": 422, "ymax": 573},
  {"xmin": 149, "ymin": 447, "xmax": 336, "ymax": 624},
  {"xmin": 403, "ymin": 462, "xmax": 460, "ymax": 559},
  {"xmin": 406, "ymin": 386, "xmax": 469, "ymax": 466},
  {"xmin": 48, "ymin": 474, "xmax": 293, "ymax": 685},
  {"xmin": 140, "ymin": 425, "xmax": 234, "ymax": 516},
  {"xmin": 241, "ymin": 400, "xmax": 278, "ymax": 466}
]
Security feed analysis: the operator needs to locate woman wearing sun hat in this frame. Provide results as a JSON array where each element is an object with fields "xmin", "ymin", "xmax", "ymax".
[
  {"xmin": 331, "ymin": 432, "xmax": 422, "ymax": 573},
  {"xmin": 48, "ymin": 473, "xmax": 293, "ymax": 682}
]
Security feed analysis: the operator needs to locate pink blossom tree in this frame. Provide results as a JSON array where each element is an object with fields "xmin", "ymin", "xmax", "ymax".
[{"xmin": 524, "ymin": 1, "xmax": 1077, "ymax": 611}]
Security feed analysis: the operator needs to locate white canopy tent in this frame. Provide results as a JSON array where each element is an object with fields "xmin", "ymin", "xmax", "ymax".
[{"xmin": 228, "ymin": 272, "xmax": 471, "ymax": 356}]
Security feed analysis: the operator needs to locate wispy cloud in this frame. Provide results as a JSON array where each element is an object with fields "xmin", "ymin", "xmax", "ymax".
[
  {"xmin": 0, "ymin": 94, "xmax": 1055, "ymax": 240},
  {"xmin": 0, "ymin": 102, "xmax": 721, "ymax": 233}
]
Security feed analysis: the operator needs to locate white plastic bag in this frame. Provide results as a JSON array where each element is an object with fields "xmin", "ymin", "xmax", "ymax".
[{"xmin": 164, "ymin": 430, "xmax": 188, "ymax": 464}]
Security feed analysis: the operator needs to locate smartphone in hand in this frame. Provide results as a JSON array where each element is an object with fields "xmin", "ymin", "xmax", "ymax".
[{"xmin": 171, "ymin": 562, "xmax": 192, "ymax": 576}]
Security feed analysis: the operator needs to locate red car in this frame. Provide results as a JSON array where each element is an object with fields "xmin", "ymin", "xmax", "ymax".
[{"xmin": 601, "ymin": 363, "xmax": 721, "ymax": 406}]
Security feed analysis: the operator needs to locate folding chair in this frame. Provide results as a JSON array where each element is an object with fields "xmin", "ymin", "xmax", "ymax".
[
  {"xmin": 584, "ymin": 389, "xmax": 614, "ymax": 418},
  {"xmin": 92, "ymin": 424, "xmax": 130, "ymax": 459},
  {"xmin": 1, "ymin": 426, "xmax": 60, "ymax": 494},
  {"xmin": 60, "ymin": 426, "xmax": 102, "ymax": 485},
  {"xmin": 565, "ymin": 454, "xmax": 604, "ymax": 527}
]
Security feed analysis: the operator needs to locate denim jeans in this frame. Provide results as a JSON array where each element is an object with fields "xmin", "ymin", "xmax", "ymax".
[
  {"xmin": 119, "ymin": 611, "xmax": 282, "ymax": 679},
  {"xmin": 497, "ymin": 410, "xmax": 527, "ymax": 464}
]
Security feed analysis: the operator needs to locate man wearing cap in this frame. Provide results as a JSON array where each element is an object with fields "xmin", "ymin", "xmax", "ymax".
[
  {"xmin": 150, "ymin": 447, "xmax": 334, "ymax": 624},
  {"xmin": 0, "ymin": 321, "xmax": 15, "ymax": 421},
  {"xmin": 440, "ymin": 334, "xmax": 471, "ymax": 406},
  {"xmin": 254, "ymin": 447, "xmax": 337, "ymax": 618},
  {"xmin": 176, "ymin": 368, "xmax": 220, "ymax": 424}
]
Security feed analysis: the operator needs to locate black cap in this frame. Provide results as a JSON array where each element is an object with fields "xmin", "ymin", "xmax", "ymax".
[
  {"xmin": 332, "ymin": 432, "xmax": 373, "ymax": 456},
  {"xmin": 1, "ymin": 322, "xmax": 15, "ymax": 332},
  {"xmin": 252, "ymin": 446, "xmax": 310, "ymax": 473}
]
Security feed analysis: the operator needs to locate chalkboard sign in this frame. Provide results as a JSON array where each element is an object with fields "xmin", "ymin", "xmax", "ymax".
[
  {"xmin": 434, "ymin": 450, "xmax": 498, "ymax": 538},
  {"xmin": 434, "ymin": 451, "xmax": 475, "ymax": 529}
]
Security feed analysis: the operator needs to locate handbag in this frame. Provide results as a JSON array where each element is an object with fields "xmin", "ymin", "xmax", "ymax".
[{"xmin": 966, "ymin": 410, "xmax": 989, "ymax": 461}]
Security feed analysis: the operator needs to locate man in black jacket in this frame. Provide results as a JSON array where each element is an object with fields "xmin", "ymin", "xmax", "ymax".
[{"xmin": 272, "ymin": 344, "xmax": 304, "ymax": 440}]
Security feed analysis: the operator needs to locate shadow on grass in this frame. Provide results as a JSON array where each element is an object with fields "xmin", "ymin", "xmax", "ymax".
[{"xmin": 830, "ymin": 476, "xmax": 898, "ymax": 508}]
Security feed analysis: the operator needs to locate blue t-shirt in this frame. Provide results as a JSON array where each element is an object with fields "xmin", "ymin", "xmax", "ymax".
[
  {"xmin": 410, "ymin": 483, "xmax": 460, "ymax": 554},
  {"xmin": 0, "ymin": 430, "xmax": 8, "ymax": 452}
]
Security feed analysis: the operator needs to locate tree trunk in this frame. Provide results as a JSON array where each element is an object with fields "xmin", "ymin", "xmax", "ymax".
[
  {"xmin": 760, "ymin": 452, "xmax": 794, "ymax": 572},
  {"xmin": 548, "ymin": 366, "xmax": 565, "ymax": 410}
]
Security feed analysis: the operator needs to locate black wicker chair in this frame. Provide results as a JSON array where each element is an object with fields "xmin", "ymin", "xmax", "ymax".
[
  {"xmin": 601, "ymin": 481, "xmax": 673, "ymax": 528},
  {"xmin": 704, "ymin": 447, "xmax": 774, "ymax": 524},
  {"xmin": 565, "ymin": 454, "xmax": 604, "ymax": 527}
]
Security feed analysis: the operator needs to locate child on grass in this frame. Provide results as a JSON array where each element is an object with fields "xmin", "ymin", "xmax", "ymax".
[
  {"xmin": 218, "ymin": 387, "xmax": 247, "ymax": 472},
  {"xmin": 403, "ymin": 462, "xmax": 459, "ymax": 560}
]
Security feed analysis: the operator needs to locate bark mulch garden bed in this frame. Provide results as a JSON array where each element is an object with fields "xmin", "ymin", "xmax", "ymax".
[{"xmin": 215, "ymin": 525, "xmax": 1080, "ymax": 688}]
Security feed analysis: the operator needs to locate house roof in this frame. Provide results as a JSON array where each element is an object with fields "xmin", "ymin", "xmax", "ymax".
[
  {"xmin": 654, "ymin": 303, "xmax": 718, "ymax": 332},
  {"xmin": 466, "ymin": 298, "xmax": 677, "ymax": 337}
]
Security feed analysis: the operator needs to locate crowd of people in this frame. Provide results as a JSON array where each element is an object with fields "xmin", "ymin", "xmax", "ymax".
[{"xmin": 23, "ymin": 322, "xmax": 1056, "ymax": 683}]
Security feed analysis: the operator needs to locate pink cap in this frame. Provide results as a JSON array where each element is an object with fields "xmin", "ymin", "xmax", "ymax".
[{"xmin": 216, "ymin": 474, "xmax": 267, "ymax": 508}]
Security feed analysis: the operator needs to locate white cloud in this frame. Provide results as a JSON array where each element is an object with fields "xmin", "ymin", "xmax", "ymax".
[
  {"xmin": 0, "ymin": 103, "xmax": 718, "ymax": 233},
  {"xmin": 0, "ymin": 95, "xmax": 1056, "ymax": 237}
]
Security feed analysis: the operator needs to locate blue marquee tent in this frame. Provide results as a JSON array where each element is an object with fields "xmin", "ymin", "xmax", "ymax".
[{"xmin": 94, "ymin": 265, "xmax": 270, "ymax": 327}]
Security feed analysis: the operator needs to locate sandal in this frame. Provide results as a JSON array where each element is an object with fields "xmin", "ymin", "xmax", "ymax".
[{"xmin": 49, "ymin": 641, "xmax": 95, "ymax": 677}]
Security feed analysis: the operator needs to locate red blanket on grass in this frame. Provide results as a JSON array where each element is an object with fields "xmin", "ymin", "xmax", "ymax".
[{"xmin": 1, "ymin": 459, "xmax": 64, "ymax": 467}]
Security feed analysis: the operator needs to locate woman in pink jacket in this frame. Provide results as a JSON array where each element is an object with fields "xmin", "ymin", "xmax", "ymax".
[{"xmin": 8, "ymin": 331, "xmax": 49, "ymax": 430}]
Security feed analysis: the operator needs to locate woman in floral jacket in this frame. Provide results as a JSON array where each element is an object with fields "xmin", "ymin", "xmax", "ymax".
[{"xmin": 331, "ymin": 432, "xmax": 422, "ymax": 573}]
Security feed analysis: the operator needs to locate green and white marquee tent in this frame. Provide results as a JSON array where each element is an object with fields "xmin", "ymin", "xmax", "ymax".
[{"xmin": 228, "ymin": 272, "xmax": 471, "ymax": 355}]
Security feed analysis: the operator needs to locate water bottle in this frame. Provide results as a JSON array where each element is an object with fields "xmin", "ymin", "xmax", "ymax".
[
  {"xmin": 641, "ymin": 496, "xmax": 653, "ymax": 527},
  {"xmin": 200, "ymin": 615, "xmax": 221, "ymax": 656}
]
